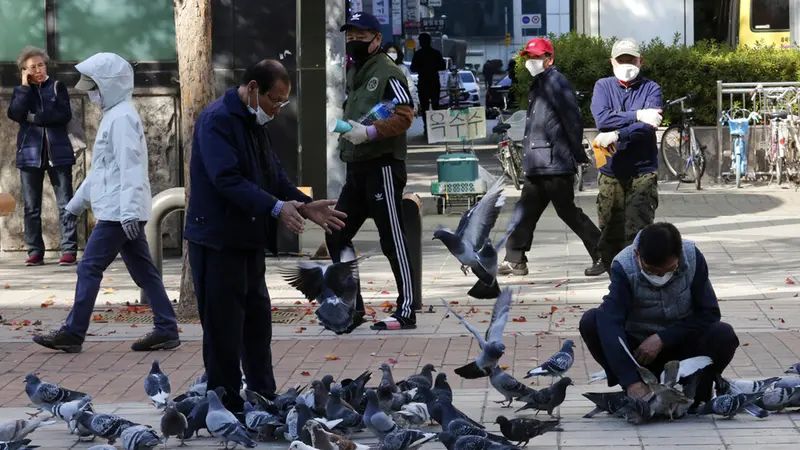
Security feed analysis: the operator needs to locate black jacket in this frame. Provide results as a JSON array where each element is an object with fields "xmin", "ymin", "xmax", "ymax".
[
  {"xmin": 410, "ymin": 46, "xmax": 445, "ymax": 90},
  {"xmin": 521, "ymin": 66, "xmax": 587, "ymax": 176}
]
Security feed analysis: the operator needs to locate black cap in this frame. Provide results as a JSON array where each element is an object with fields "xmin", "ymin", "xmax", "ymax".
[{"xmin": 340, "ymin": 12, "xmax": 381, "ymax": 32}]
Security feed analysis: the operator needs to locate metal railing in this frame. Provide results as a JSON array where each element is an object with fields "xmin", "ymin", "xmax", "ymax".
[
  {"xmin": 716, "ymin": 81, "xmax": 800, "ymax": 183},
  {"xmin": 140, "ymin": 187, "xmax": 185, "ymax": 305}
]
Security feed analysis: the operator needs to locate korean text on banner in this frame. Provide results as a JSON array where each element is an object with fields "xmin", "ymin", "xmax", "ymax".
[
  {"xmin": 374, "ymin": 0, "xmax": 389, "ymax": 24},
  {"xmin": 425, "ymin": 107, "xmax": 487, "ymax": 143},
  {"xmin": 392, "ymin": 0, "xmax": 402, "ymax": 35}
]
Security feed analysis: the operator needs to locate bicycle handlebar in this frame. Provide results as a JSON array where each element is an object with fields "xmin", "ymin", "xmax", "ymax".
[
  {"xmin": 719, "ymin": 109, "xmax": 761, "ymax": 124},
  {"xmin": 664, "ymin": 93, "xmax": 697, "ymax": 108}
]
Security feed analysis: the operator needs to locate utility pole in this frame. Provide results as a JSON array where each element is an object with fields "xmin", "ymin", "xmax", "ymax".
[{"xmin": 791, "ymin": 0, "xmax": 800, "ymax": 49}]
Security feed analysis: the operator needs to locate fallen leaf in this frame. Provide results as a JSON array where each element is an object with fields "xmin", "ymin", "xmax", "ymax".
[
  {"xmin": 742, "ymin": 343, "xmax": 749, "ymax": 347},
  {"xmin": 535, "ymin": 331, "xmax": 545, "ymax": 336},
  {"xmin": 787, "ymin": 277, "xmax": 796, "ymax": 285},
  {"xmin": 271, "ymin": 306, "xmax": 279, "ymax": 312},
  {"xmin": 304, "ymin": 308, "xmax": 314, "ymax": 315},
  {"xmin": 559, "ymin": 317, "xmax": 566, "ymax": 323},
  {"xmin": 403, "ymin": 353, "xmax": 419, "ymax": 357},
  {"xmin": 519, "ymin": 300, "xmax": 525, "ymax": 304},
  {"xmin": 550, "ymin": 306, "xmax": 559, "ymax": 314},
  {"xmin": 544, "ymin": 298, "xmax": 554, "ymax": 302},
  {"xmin": 105, "ymin": 301, "xmax": 112, "ymax": 306},
  {"xmin": 3, "ymin": 284, "xmax": 9, "ymax": 289},
  {"xmin": 22, "ymin": 319, "xmax": 31, "ymax": 326},
  {"xmin": 380, "ymin": 290, "xmax": 390, "ymax": 295},
  {"xmin": 102, "ymin": 288, "xmax": 115, "ymax": 295},
  {"xmin": 511, "ymin": 316, "xmax": 527, "ymax": 322},
  {"xmin": 326, "ymin": 355, "xmax": 340, "ymax": 361},
  {"xmin": 40, "ymin": 285, "xmax": 49, "ymax": 289},
  {"xmin": 131, "ymin": 324, "xmax": 138, "ymax": 328},
  {"xmin": 178, "ymin": 327, "xmax": 183, "ymax": 333},
  {"xmin": 387, "ymin": 358, "xmax": 398, "ymax": 364},
  {"xmin": 499, "ymin": 365, "xmax": 509, "ymax": 370},
  {"xmin": 47, "ymin": 295, "xmax": 56, "ymax": 299},
  {"xmin": 468, "ymin": 307, "xmax": 479, "ymax": 314},
  {"xmin": 527, "ymin": 282, "xmax": 536, "ymax": 285},
  {"xmin": 449, "ymin": 301, "xmax": 459, "ymax": 305},
  {"xmin": 40, "ymin": 299, "xmax": 54, "ymax": 308},
  {"xmin": 310, "ymin": 301, "xmax": 317, "ymax": 306},
  {"xmin": 780, "ymin": 318, "xmax": 786, "ymax": 323},
  {"xmin": 770, "ymin": 306, "xmax": 774, "ymax": 310},
  {"xmin": 294, "ymin": 301, "xmax": 302, "ymax": 305},
  {"xmin": 380, "ymin": 301, "xmax": 393, "ymax": 308},
  {"xmin": 479, "ymin": 320, "xmax": 489, "ymax": 323},
  {"xmin": 554, "ymin": 283, "xmax": 562, "ymax": 288},
  {"xmin": 92, "ymin": 314, "xmax": 104, "ymax": 321},
  {"xmin": 301, "ymin": 371, "xmax": 311, "ymax": 376},
  {"xmin": 295, "ymin": 327, "xmax": 306, "ymax": 334},
  {"xmin": 310, "ymin": 319, "xmax": 317, "ymax": 324},
  {"xmin": 367, "ymin": 281, "xmax": 374, "ymax": 284}
]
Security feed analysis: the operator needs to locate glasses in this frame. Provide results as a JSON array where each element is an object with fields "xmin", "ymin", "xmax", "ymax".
[
  {"xmin": 25, "ymin": 62, "xmax": 46, "ymax": 71},
  {"xmin": 267, "ymin": 94, "xmax": 290, "ymax": 109}
]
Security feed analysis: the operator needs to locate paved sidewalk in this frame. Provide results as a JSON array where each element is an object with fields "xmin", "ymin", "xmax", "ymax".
[{"xmin": 1, "ymin": 186, "xmax": 800, "ymax": 449}]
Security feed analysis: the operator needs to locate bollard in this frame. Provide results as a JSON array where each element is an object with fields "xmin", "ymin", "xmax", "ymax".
[
  {"xmin": 0, "ymin": 193, "xmax": 16, "ymax": 217},
  {"xmin": 402, "ymin": 193, "xmax": 423, "ymax": 312},
  {"xmin": 140, "ymin": 188, "xmax": 186, "ymax": 305}
]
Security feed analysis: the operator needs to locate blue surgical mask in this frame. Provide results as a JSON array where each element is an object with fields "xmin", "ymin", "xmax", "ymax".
[{"xmin": 248, "ymin": 89, "xmax": 274, "ymax": 126}]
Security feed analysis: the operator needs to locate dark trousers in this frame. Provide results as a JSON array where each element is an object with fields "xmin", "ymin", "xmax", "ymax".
[
  {"xmin": 505, "ymin": 174, "xmax": 601, "ymax": 264},
  {"xmin": 326, "ymin": 158, "xmax": 417, "ymax": 322},
  {"xmin": 63, "ymin": 221, "xmax": 178, "ymax": 339},
  {"xmin": 418, "ymin": 85, "xmax": 440, "ymax": 130},
  {"xmin": 20, "ymin": 166, "xmax": 78, "ymax": 256},
  {"xmin": 189, "ymin": 242, "xmax": 275, "ymax": 411},
  {"xmin": 579, "ymin": 308, "xmax": 739, "ymax": 402},
  {"xmin": 596, "ymin": 172, "xmax": 658, "ymax": 265}
]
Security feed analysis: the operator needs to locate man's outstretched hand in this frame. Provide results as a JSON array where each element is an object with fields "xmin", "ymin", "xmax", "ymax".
[
  {"xmin": 279, "ymin": 200, "xmax": 306, "ymax": 234},
  {"xmin": 634, "ymin": 333, "xmax": 663, "ymax": 366},
  {"xmin": 626, "ymin": 381, "xmax": 652, "ymax": 400},
  {"xmin": 299, "ymin": 200, "xmax": 347, "ymax": 234}
]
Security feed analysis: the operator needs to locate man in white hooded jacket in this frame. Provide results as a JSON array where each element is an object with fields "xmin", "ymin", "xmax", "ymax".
[{"xmin": 32, "ymin": 53, "xmax": 180, "ymax": 353}]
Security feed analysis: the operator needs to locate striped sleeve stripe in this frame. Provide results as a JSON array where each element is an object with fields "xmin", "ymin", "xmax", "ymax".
[{"xmin": 389, "ymin": 78, "xmax": 411, "ymax": 105}]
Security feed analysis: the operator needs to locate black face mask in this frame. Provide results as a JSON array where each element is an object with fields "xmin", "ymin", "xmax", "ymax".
[{"xmin": 347, "ymin": 37, "xmax": 375, "ymax": 62}]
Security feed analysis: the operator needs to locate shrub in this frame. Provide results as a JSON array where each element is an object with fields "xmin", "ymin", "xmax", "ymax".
[{"xmin": 513, "ymin": 33, "xmax": 800, "ymax": 127}]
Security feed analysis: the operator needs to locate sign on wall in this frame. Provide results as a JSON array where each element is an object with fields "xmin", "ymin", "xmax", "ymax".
[
  {"xmin": 351, "ymin": 0, "xmax": 363, "ymax": 12},
  {"xmin": 392, "ymin": 0, "xmax": 403, "ymax": 35},
  {"xmin": 374, "ymin": 0, "xmax": 390, "ymax": 24},
  {"xmin": 521, "ymin": 14, "xmax": 542, "ymax": 29}
]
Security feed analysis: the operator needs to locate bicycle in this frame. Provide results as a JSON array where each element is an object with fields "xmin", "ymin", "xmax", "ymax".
[
  {"xmin": 720, "ymin": 108, "xmax": 762, "ymax": 188},
  {"xmin": 492, "ymin": 113, "xmax": 524, "ymax": 190},
  {"xmin": 660, "ymin": 93, "xmax": 706, "ymax": 190},
  {"xmin": 751, "ymin": 86, "xmax": 800, "ymax": 185}
]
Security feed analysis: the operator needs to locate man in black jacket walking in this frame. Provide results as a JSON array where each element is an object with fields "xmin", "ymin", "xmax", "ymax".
[
  {"xmin": 498, "ymin": 38, "xmax": 601, "ymax": 276},
  {"xmin": 410, "ymin": 33, "xmax": 445, "ymax": 132}
]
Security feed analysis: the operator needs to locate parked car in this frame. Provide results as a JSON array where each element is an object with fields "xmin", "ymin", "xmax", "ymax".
[
  {"xmin": 438, "ymin": 70, "xmax": 481, "ymax": 107},
  {"xmin": 485, "ymin": 76, "xmax": 516, "ymax": 114}
]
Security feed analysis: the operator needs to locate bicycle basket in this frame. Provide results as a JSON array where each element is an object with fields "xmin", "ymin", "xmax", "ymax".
[{"xmin": 728, "ymin": 118, "xmax": 750, "ymax": 136}]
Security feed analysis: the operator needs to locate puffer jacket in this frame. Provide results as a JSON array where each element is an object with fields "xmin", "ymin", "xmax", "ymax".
[
  {"xmin": 7, "ymin": 77, "xmax": 75, "ymax": 168},
  {"xmin": 521, "ymin": 66, "xmax": 587, "ymax": 176}
]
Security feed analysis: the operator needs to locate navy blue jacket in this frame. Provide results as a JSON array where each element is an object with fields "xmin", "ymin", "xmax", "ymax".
[
  {"xmin": 590, "ymin": 76, "xmax": 662, "ymax": 179},
  {"xmin": 184, "ymin": 88, "xmax": 312, "ymax": 252},
  {"xmin": 522, "ymin": 66, "xmax": 587, "ymax": 176},
  {"xmin": 7, "ymin": 78, "xmax": 75, "ymax": 168},
  {"xmin": 594, "ymin": 247, "xmax": 720, "ymax": 387}
]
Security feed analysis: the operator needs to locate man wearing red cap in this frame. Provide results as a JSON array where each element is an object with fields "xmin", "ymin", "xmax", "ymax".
[{"xmin": 498, "ymin": 38, "xmax": 601, "ymax": 277}]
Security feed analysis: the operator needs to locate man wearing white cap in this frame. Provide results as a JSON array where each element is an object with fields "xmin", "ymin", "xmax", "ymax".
[{"xmin": 587, "ymin": 38, "xmax": 663, "ymax": 277}]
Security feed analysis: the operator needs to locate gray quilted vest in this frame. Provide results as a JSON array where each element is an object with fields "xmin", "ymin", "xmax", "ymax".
[{"xmin": 615, "ymin": 231, "xmax": 697, "ymax": 342}]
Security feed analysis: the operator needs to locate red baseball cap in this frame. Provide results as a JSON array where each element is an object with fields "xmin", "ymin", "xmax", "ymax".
[{"xmin": 522, "ymin": 38, "xmax": 554, "ymax": 57}]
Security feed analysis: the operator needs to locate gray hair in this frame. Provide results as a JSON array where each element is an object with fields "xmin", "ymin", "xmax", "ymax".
[{"xmin": 17, "ymin": 46, "xmax": 50, "ymax": 70}]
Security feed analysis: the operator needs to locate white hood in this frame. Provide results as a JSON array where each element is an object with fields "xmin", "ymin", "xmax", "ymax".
[{"xmin": 75, "ymin": 52, "xmax": 133, "ymax": 110}]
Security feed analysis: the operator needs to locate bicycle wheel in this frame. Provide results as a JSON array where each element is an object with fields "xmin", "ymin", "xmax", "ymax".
[
  {"xmin": 508, "ymin": 144, "xmax": 522, "ymax": 190},
  {"xmin": 689, "ymin": 130, "xmax": 705, "ymax": 190},
  {"xmin": 660, "ymin": 125, "xmax": 694, "ymax": 182},
  {"xmin": 735, "ymin": 143, "xmax": 742, "ymax": 188},
  {"xmin": 777, "ymin": 156, "xmax": 783, "ymax": 185}
]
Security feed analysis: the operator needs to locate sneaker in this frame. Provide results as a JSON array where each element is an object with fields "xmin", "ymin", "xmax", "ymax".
[
  {"xmin": 584, "ymin": 260, "xmax": 608, "ymax": 277},
  {"xmin": 33, "ymin": 329, "xmax": 83, "ymax": 353},
  {"xmin": 130, "ymin": 330, "xmax": 181, "ymax": 351},
  {"xmin": 498, "ymin": 261, "xmax": 529, "ymax": 276},
  {"xmin": 25, "ymin": 254, "xmax": 44, "ymax": 266},
  {"xmin": 59, "ymin": 254, "xmax": 77, "ymax": 266}
]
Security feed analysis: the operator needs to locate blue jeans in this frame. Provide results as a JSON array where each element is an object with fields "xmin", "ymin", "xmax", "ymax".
[
  {"xmin": 20, "ymin": 166, "xmax": 78, "ymax": 256},
  {"xmin": 63, "ymin": 220, "xmax": 179, "ymax": 340}
]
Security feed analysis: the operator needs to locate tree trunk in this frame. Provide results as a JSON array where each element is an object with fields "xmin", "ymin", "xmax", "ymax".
[{"xmin": 174, "ymin": 0, "xmax": 214, "ymax": 316}]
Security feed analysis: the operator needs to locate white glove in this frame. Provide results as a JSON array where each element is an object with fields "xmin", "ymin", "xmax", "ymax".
[
  {"xmin": 593, "ymin": 131, "xmax": 619, "ymax": 148},
  {"xmin": 636, "ymin": 109, "xmax": 663, "ymax": 128},
  {"xmin": 341, "ymin": 120, "xmax": 369, "ymax": 145}
]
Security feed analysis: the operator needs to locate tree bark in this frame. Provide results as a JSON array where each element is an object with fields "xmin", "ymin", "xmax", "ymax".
[{"xmin": 174, "ymin": 0, "xmax": 214, "ymax": 316}]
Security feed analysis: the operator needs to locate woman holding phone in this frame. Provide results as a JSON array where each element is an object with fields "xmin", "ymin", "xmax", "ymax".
[{"xmin": 7, "ymin": 46, "xmax": 77, "ymax": 266}]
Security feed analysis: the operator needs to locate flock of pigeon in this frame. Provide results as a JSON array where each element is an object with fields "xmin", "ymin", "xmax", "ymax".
[{"xmin": 7, "ymin": 178, "xmax": 800, "ymax": 450}]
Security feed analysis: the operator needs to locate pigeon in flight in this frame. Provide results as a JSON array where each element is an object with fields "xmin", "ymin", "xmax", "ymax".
[
  {"xmin": 433, "ymin": 177, "xmax": 521, "ymax": 299},
  {"xmin": 658, "ymin": 356, "xmax": 713, "ymax": 385},
  {"xmin": 441, "ymin": 289, "xmax": 513, "ymax": 379},
  {"xmin": 525, "ymin": 340, "xmax": 575, "ymax": 383},
  {"xmin": 280, "ymin": 248, "xmax": 370, "ymax": 334},
  {"xmin": 25, "ymin": 373, "xmax": 87, "ymax": 406},
  {"xmin": 205, "ymin": 390, "xmax": 257, "ymax": 448},
  {"xmin": 144, "ymin": 360, "xmax": 171, "ymax": 409}
]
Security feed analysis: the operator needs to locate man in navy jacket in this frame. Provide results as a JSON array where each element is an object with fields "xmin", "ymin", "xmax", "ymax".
[
  {"xmin": 498, "ymin": 38, "xmax": 600, "ymax": 276},
  {"xmin": 587, "ymin": 38, "xmax": 663, "ymax": 277},
  {"xmin": 185, "ymin": 59, "xmax": 346, "ymax": 412}
]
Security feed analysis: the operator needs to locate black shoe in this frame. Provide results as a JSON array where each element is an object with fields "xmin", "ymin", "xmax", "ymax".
[
  {"xmin": 498, "ymin": 261, "xmax": 529, "ymax": 276},
  {"xmin": 33, "ymin": 329, "xmax": 83, "ymax": 353},
  {"xmin": 130, "ymin": 330, "xmax": 181, "ymax": 351},
  {"xmin": 584, "ymin": 260, "xmax": 608, "ymax": 277}
]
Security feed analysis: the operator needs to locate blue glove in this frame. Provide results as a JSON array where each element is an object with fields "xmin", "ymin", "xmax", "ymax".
[{"xmin": 122, "ymin": 219, "xmax": 140, "ymax": 241}]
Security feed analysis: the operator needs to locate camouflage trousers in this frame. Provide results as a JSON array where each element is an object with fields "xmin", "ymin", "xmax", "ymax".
[{"xmin": 596, "ymin": 172, "xmax": 659, "ymax": 265}]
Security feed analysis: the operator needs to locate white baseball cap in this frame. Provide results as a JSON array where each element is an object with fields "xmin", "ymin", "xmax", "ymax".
[{"xmin": 611, "ymin": 38, "xmax": 641, "ymax": 59}]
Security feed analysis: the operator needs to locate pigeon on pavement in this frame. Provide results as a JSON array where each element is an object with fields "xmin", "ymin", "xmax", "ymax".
[
  {"xmin": 305, "ymin": 420, "xmax": 368, "ymax": 450},
  {"xmin": 438, "ymin": 432, "xmax": 520, "ymax": 450},
  {"xmin": 276, "ymin": 386, "xmax": 307, "ymax": 413},
  {"xmin": 243, "ymin": 401, "xmax": 283, "ymax": 431},
  {"xmin": 432, "ymin": 373, "xmax": 453, "ymax": 403},
  {"xmin": 444, "ymin": 418, "xmax": 510, "ymax": 444},
  {"xmin": 785, "ymin": 363, "xmax": 800, "ymax": 375},
  {"xmin": 160, "ymin": 402, "xmax": 188, "ymax": 448},
  {"xmin": 289, "ymin": 441, "xmax": 319, "ymax": 450},
  {"xmin": 525, "ymin": 340, "xmax": 575, "ymax": 382},
  {"xmin": 73, "ymin": 410, "xmax": 135, "ymax": 444},
  {"xmin": 490, "ymin": 366, "xmax": 533, "ymax": 408},
  {"xmin": 581, "ymin": 391, "xmax": 628, "ymax": 419},
  {"xmin": 42, "ymin": 395, "xmax": 93, "ymax": 433},
  {"xmin": 391, "ymin": 403, "xmax": 430, "ymax": 427},
  {"xmin": 377, "ymin": 384, "xmax": 415, "ymax": 413},
  {"xmin": 87, "ymin": 446, "xmax": 116, "ymax": 450},
  {"xmin": 415, "ymin": 387, "xmax": 484, "ymax": 429},
  {"xmin": 756, "ymin": 386, "xmax": 797, "ymax": 411},
  {"xmin": 716, "ymin": 375, "xmax": 781, "ymax": 395},
  {"xmin": 363, "ymin": 390, "xmax": 398, "ymax": 438},
  {"xmin": 397, "ymin": 365, "xmax": 437, "ymax": 392},
  {"xmin": 432, "ymin": 177, "xmax": 518, "ymax": 299},
  {"xmin": 0, "ymin": 439, "xmax": 38, "ymax": 450},
  {"xmin": 205, "ymin": 390, "xmax": 257, "ymax": 448},
  {"xmin": 143, "ymin": 360, "xmax": 171, "ymax": 409},
  {"xmin": 25, "ymin": 373, "xmax": 87, "ymax": 406},
  {"xmin": 696, "ymin": 393, "xmax": 766, "ymax": 418},
  {"xmin": 380, "ymin": 428, "xmax": 438, "ymax": 450},
  {"xmin": 0, "ymin": 417, "xmax": 56, "ymax": 442},
  {"xmin": 184, "ymin": 386, "xmax": 225, "ymax": 439},
  {"xmin": 494, "ymin": 415, "xmax": 561, "ymax": 447},
  {"xmin": 613, "ymin": 396, "xmax": 652, "ymax": 425},
  {"xmin": 120, "ymin": 424, "xmax": 161, "ymax": 450},
  {"xmin": 280, "ymin": 248, "xmax": 370, "ymax": 334},
  {"xmin": 341, "ymin": 371, "xmax": 371, "ymax": 409},
  {"xmin": 441, "ymin": 289, "xmax": 512, "ymax": 379},
  {"xmin": 379, "ymin": 364, "xmax": 400, "ymax": 394},
  {"xmin": 515, "ymin": 377, "xmax": 573, "ymax": 417},
  {"xmin": 326, "ymin": 387, "xmax": 364, "ymax": 433},
  {"xmin": 174, "ymin": 373, "xmax": 207, "ymax": 403}
]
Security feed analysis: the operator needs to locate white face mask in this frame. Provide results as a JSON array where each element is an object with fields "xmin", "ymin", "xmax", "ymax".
[
  {"xmin": 87, "ymin": 90, "xmax": 102, "ymax": 106},
  {"xmin": 525, "ymin": 59, "xmax": 545, "ymax": 77},
  {"xmin": 247, "ymin": 89, "xmax": 274, "ymax": 126},
  {"xmin": 387, "ymin": 52, "xmax": 398, "ymax": 61},
  {"xmin": 612, "ymin": 60, "xmax": 640, "ymax": 82},
  {"xmin": 641, "ymin": 271, "xmax": 674, "ymax": 287}
]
